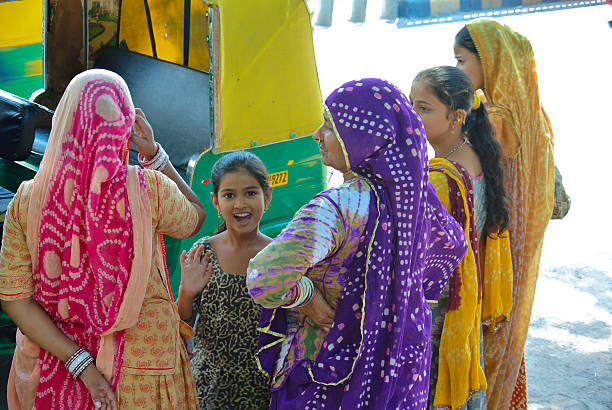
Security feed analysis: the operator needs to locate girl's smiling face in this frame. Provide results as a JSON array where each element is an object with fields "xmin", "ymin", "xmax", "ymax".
[{"xmin": 212, "ymin": 169, "xmax": 271, "ymax": 234}]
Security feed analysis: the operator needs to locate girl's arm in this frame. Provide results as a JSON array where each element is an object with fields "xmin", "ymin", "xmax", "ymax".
[{"xmin": 176, "ymin": 245, "xmax": 212, "ymax": 326}]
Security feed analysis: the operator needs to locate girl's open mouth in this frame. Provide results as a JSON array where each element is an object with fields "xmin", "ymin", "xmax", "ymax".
[{"xmin": 234, "ymin": 212, "xmax": 252, "ymax": 226}]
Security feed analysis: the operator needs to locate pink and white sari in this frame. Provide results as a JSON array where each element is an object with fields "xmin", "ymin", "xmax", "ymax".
[{"xmin": 8, "ymin": 69, "xmax": 152, "ymax": 409}]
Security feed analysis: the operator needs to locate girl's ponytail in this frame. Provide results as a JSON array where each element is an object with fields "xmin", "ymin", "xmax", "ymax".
[{"xmin": 464, "ymin": 102, "xmax": 509, "ymax": 236}]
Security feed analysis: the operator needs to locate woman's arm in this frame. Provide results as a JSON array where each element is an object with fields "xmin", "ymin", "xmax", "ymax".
[
  {"xmin": 1, "ymin": 298, "xmax": 117, "ymax": 409},
  {"xmin": 295, "ymin": 287, "xmax": 335, "ymax": 332},
  {"xmin": 131, "ymin": 108, "xmax": 205, "ymax": 235},
  {"xmin": 246, "ymin": 195, "xmax": 344, "ymax": 308},
  {"xmin": 0, "ymin": 183, "xmax": 116, "ymax": 408},
  {"xmin": 2, "ymin": 298, "xmax": 81, "ymax": 362}
]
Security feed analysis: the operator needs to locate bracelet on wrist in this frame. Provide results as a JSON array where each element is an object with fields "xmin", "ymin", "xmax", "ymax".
[
  {"xmin": 295, "ymin": 277, "xmax": 314, "ymax": 308},
  {"xmin": 65, "ymin": 347, "xmax": 94, "ymax": 378},
  {"xmin": 138, "ymin": 143, "xmax": 160, "ymax": 165},
  {"xmin": 282, "ymin": 287, "xmax": 299, "ymax": 308},
  {"xmin": 73, "ymin": 355, "xmax": 94, "ymax": 378},
  {"xmin": 282, "ymin": 277, "xmax": 314, "ymax": 309},
  {"xmin": 138, "ymin": 142, "xmax": 169, "ymax": 171}
]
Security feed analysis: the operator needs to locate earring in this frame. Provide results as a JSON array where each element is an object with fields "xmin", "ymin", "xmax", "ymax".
[{"xmin": 217, "ymin": 209, "xmax": 221, "ymax": 218}]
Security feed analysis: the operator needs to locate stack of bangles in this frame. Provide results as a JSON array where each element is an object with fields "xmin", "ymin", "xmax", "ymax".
[
  {"xmin": 65, "ymin": 347, "xmax": 94, "ymax": 378},
  {"xmin": 282, "ymin": 276, "xmax": 314, "ymax": 309},
  {"xmin": 138, "ymin": 142, "xmax": 169, "ymax": 171}
]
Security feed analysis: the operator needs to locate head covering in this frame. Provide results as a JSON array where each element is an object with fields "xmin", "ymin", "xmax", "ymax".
[
  {"xmin": 466, "ymin": 20, "xmax": 553, "ymax": 162},
  {"xmin": 25, "ymin": 69, "xmax": 152, "ymax": 407},
  {"xmin": 262, "ymin": 78, "xmax": 467, "ymax": 408},
  {"xmin": 466, "ymin": 20, "xmax": 554, "ymax": 409}
]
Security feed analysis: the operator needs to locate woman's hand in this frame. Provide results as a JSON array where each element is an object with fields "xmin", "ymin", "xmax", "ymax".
[
  {"xmin": 131, "ymin": 108, "xmax": 157, "ymax": 160},
  {"xmin": 179, "ymin": 245, "xmax": 213, "ymax": 299},
  {"xmin": 79, "ymin": 363, "xmax": 118, "ymax": 410},
  {"xmin": 130, "ymin": 108, "xmax": 206, "ymax": 234},
  {"xmin": 296, "ymin": 286, "xmax": 336, "ymax": 332}
]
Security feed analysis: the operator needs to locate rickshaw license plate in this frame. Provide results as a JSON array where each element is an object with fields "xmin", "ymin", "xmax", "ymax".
[{"xmin": 269, "ymin": 170, "xmax": 288, "ymax": 187}]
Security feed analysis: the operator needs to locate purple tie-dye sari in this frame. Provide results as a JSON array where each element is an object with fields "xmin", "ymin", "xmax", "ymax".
[{"xmin": 260, "ymin": 78, "xmax": 467, "ymax": 409}]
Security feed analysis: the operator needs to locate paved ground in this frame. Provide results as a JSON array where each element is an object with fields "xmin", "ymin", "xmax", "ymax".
[{"xmin": 315, "ymin": 4, "xmax": 612, "ymax": 408}]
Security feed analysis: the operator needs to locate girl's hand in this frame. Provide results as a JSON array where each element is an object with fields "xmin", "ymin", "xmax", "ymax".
[
  {"xmin": 79, "ymin": 363, "xmax": 118, "ymax": 410},
  {"xmin": 296, "ymin": 286, "xmax": 336, "ymax": 332},
  {"xmin": 179, "ymin": 245, "xmax": 213, "ymax": 298},
  {"xmin": 131, "ymin": 108, "xmax": 158, "ymax": 160}
]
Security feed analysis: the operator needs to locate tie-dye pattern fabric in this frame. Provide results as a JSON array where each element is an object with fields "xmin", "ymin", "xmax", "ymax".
[
  {"xmin": 0, "ymin": 69, "xmax": 153, "ymax": 409},
  {"xmin": 32, "ymin": 71, "xmax": 142, "ymax": 407},
  {"xmin": 0, "ymin": 70, "xmax": 202, "ymax": 409},
  {"xmin": 1, "ymin": 171, "xmax": 201, "ymax": 410},
  {"xmin": 467, "ymin": 20, "xmax": 555, "ymax": 409},
  {"xmin": 248, "ymin": 178, "xmax": 370, "ymax": 388},
  {"xmin": 247, "ymin": 78, "xmax": 467, "ymax": 409}
]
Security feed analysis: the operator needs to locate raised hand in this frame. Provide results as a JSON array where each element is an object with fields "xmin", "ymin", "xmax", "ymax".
[
  {"xmin": 180, "ymin": 245, "xmax": 213, "ymax": 299},
  {"xmin": 131, "ymin": 108, "xmax": 157, "ymax": 160}
]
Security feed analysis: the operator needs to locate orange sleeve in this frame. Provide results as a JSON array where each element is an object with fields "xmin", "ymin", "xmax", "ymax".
[{"xmin": 489, "ymin": 112, "xmax": 520, "ymax": 160}]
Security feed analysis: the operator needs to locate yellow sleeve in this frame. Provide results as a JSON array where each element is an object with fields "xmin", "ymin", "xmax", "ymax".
[
  {"xmin": 143, "ymin": 170, "xmax": 199, "ymax": 239},
  {"xmin": 0, "ymin": 182, "xmax": 34, "ymax": 301}
]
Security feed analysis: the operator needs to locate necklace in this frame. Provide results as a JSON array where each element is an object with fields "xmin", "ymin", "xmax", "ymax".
[{"xmin": 443, "ymin": 138, "xmax": 468, "ymax": 159}]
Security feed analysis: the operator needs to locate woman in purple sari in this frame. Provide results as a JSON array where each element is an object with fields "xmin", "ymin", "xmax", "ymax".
[{"xmin": 246, "ymin": 78, "xmax": 468, "ymax": 409}]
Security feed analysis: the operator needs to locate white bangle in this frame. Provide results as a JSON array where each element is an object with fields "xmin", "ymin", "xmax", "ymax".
[
  {"xmin": 65, "ymin": 348, "xmax": 94, "ymax": 378},
  {"xmin": 73, "ymin": 355, "xmax": 94, "ymax": 378},
  {"xmin": 283, "ymin": 277, "xmax": 314, "ymax": 309},
  {"xmin": 138, "ymin": 142, "xmax": 170, "ymax": 171}
]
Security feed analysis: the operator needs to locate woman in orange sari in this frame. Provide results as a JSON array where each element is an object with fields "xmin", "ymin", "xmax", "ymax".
[
  {"xmin": 454, "ymin": 20, "xmax": 555, "ymax": 409},
  {"xmin": 0, "ymin": 69, "xmax": 205, "ymax": 409}
]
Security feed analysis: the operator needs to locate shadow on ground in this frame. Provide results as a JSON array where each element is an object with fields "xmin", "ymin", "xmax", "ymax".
[{"xmin": 526, "ymin": 265, "xmax": 612, "ymax": 409}]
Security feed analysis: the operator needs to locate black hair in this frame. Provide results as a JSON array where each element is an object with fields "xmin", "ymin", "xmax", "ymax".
[
  {"xmin": 455, "ymin": 25, "xmax": 478, "ymax": 56},
  {"xmin": 415, "ymin": 66, "xmax": 508, "ymax": 237},
  {"xmin": 211, "ymin": 151, "xmax": 270, "ymax": 234}
]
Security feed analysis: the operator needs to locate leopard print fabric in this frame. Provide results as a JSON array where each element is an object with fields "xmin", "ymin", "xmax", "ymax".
[{"xmin": 190, "ymin": 237, "xmax": 271, "ymax": 409}]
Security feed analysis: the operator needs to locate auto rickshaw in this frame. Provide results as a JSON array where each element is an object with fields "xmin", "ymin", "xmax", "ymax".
[{"xmin": 0, "ymin": 1, "xmax": 325, "ymax": 401}]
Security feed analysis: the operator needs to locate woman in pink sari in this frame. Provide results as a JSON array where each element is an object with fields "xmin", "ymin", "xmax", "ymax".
[{"xmin": 0, "ymin": 69, "xmax": 205, "ymax": 409}]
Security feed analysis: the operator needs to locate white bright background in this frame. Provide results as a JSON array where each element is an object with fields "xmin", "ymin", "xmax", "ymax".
[{"xmin": 311, "ymin": 3, "xmax": 612, "ymax": 408}]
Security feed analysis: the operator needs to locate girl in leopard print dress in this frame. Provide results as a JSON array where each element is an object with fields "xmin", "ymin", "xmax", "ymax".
[{"xmin": 177, "ymin": 152, "xmax": 273, "ymax": 409}]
